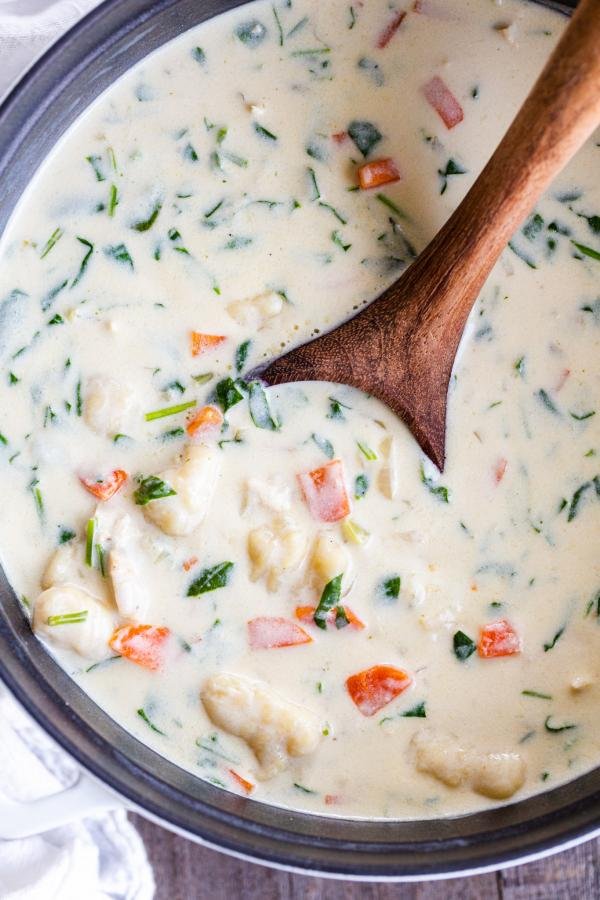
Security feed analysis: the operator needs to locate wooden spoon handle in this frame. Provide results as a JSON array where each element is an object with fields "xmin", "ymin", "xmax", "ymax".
[{"xmin": 415, "ymin": 0, "xmax": 600, "ymax": 311}]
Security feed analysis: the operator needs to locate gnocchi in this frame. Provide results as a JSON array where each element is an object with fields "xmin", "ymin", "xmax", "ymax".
[{"xmin": 201, "ymin": 673, "xmax": 321, "ymax": 779}]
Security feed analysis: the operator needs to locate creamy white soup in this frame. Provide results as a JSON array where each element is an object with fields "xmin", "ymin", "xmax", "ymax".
[{"xmin": 0, "ymin": 0, "xmax": 598, "ymax": 820}]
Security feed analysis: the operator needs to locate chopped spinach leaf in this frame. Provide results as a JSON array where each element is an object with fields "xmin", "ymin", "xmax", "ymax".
[
  {"xmin": 134, "ymin": 475, "xmax": 177, "ymax": 505},
  {"xmin": 420, "ymin": 463, "xmax": 449, "ymax": 502},
  {"xmin": 236, "ymin": 19, "xmax": 267, "ymax": 46},
  {"xmin": 544, "ymin": 625, "xmax": 565, "ymax": 651},
  {"xmin": 347, "ymin": 120, "xmax": 382, "ymax": 158},
  {"xmin": 438, "ymin": 158, "xmax": 467, "ymax": 195},
  {"xmin": 314, "ymin": 574, "xmax": 343, "ymax": 629},
  {"xmin": 354, "ymin": 473, "xmax": 369, "ymax": 499},
  {"xmin": 235, "ymin": 339, "xmax": 251, "ymax": 373},
  {"xmin": 312, "ymin": 433, "xmax": 334, "ymax": 458},
  {"xmin": 379, "ymin": 575, "xmax": 401, "ymax": 602},
  {"xmin": 248, "ymin": 381, "xmax": 279, "ymax": 430},
  {"xmin": 401, "ymin": 701, "xmax": 426, "ymax": 718},
  {"xmin": 453, "ymin": 630, "xmax": 476, "ymax": 661},
  {"xmin": 132, "ymin": 200, "xmax": 163, "ymax": 232},
  {"xmin": 216, "ymin": 377, "xmax": 245, "ymax": 413},
  {"xmin": 104, "ymin": 243, "xmax": 134, "ymax": 269},
  {"xmin": 544, "ymin": 716, "xmax": 577, "ymax": 733},
  {"xmin": 188, "ymin": 561, "xmax": 234, "ymax": 596},
  {"xmin": 71, "ymin": 237, "xmax": 94, "ymax": 287}
]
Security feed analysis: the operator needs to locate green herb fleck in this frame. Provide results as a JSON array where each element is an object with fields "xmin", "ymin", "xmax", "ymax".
[
  {"xmin": 145, "ymin": 400, "xmax": 196, "ymax": 422},
  {"xmin": 48, "ymin": 610, "xmax": 88, "ymax": 626},
  {"xmin": 137, "ymin": 708, "xmax": 166, "ymax": 735}
]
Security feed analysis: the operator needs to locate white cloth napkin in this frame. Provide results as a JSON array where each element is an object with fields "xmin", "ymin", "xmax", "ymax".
[
  {"xmin": 0, "ymin": 687, "xmax": 155, "ymax": 899},
  {"xmin": 0, "ymin": 3, "xmax": 155, "ymax": 897}
]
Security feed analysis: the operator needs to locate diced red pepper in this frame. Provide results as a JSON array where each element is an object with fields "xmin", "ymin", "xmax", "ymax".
[
  {"xmin": 358, "ymin": 158, "xmax": 401, "ymax": 190},
  {"xmin": 109, "ymin": 624, "xmax": 171, "ymax": 671},
  {"xmin": 186, "ymin": 404, "xmax": 223, "ymax": 438},
  {"xmin": 555, "ymin": 368, "xmax": 570, "ymax": 392},
  {"xmin": 493, "ymin": 458, "xmax": 508, "ymax": 485},
  {"xmin": 376, "ymin": 10, "xmax": 406, "ymax": 48},
  {"xmin": 190, "ymin": 332, "xmax": 226, "ymax": 357},
  {"xmin": 229, "ymin": 769, "xmax": 254, "ymax": 794},
  {"xmin": 297, "ymin": 459, "xmax": 351, "ymax": 523},
  {"xmin": 346, "ymin": 665, "xmax": 412, "ymax": 716},
  {"xmin": 79, "ymin": 469, "xmax": 128, "ymax": 501},
  {"xmin": 247, "ymin": 616, "xmax": 312, "ymax": 650},
  {"xmin": 423, "ymin": 76, "xmax": 464, "ymax": 129},
  {"xmin": 478, "ymin": 619, "xmax": 521, "ymax": 658},
  {"xmin": 332, "ymin": 131, "xmax": 348, "ymax": 144},
  {"xmin": 325, "ymin": 794, "xmax": 342, "ymax": 805},
  {"xmin": 182, "ymin": 556, "xmax": 198, "ymax": 572},
  {"xmin": 295, "ymin": 605, "xmax": 365, "ymax": 630}
]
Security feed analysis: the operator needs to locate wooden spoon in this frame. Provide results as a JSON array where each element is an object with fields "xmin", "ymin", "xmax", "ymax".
[{"xmin": 250, "ymin": 0, "xmax": 600, "ymax": 471}]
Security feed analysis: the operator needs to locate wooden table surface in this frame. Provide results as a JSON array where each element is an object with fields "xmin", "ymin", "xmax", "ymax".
[{"xmin": 132, "ymin": 814, "xmax": 600, "ymax": 899}]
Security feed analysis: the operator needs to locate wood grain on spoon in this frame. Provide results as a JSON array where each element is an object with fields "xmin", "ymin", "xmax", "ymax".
[{"xmin": 251, "ymin": 0, "xmax": 600, "ymax": 471}]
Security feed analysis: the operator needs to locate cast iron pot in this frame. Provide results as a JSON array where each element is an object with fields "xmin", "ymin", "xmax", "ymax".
[{"xmin": 0, "ymin": 0, "xmax": 597, "ymax": 881}]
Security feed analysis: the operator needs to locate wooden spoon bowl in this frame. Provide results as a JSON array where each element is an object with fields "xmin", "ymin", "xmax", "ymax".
[{"xmin": 250, "ymin": 0, "xmax": 600, "ymax": 470}]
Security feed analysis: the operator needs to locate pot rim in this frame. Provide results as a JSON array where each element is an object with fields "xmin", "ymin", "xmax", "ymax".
[{"xmin": 0, "ymin": 0, "xmax": 597, "ymax": 881}]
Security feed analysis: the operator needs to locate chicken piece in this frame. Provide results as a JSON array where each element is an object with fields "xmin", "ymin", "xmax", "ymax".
[
  {"xmin": 226, "ymin": 291, "xmax": 283, "ymax": 330},
  {"xmin": 412, "ymin": 731, "xmax": 526, "ymax": 800},
  {"xmin": 247, "ymin": 515, "xmax": 306, "ymax": 591},
  {"xmin": 42, "ymin": 541, "xmax": 107, "ymax": 601},
  {"xmin": 201, "ymin": 673, "xmax": 321, "ymax": 779},
  {"xmin": 84, "ymin": 375, "xmax": 139, "ymax": 438},
  {"xmin": 141, "ymin": 444, "xmax": 220, "ymax": 536},
  {"xmin": 310, "ymin": 532, "xmax": 349, "ymax": 588},
  {"xmin": 243, "ymin": 477, "xmax": 291, "ymax": 514},
  {"xmin": 33, "ymin": 584, "xmax": 118, "ymax": 662},
  {"xmin": 108, "ymin": 515, "xmax": 148, "ymax": 621}
]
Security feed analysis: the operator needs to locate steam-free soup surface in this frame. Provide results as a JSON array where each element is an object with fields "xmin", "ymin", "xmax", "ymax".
[{"xmin": 0, "ymin": 0, "xmax": 598, "ymax": 819}]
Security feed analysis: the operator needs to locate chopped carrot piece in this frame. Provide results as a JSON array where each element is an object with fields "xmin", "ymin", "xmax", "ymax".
[
  {"xmin": 182, "ymin": 556, "xmax": 198, "ymax": 572},
  {"xmin": 358, "ymin": 158, "xmax": 401, "ymax": 190},
  {"xmin": 376, "ymin": 10, "xmax": 406, "ymax": 48},
  {"xmin": 295, "ymin": 605, "xmax": 315, "ymax": 624},
  {"xmin": 109, "ymin": 624, "xmax": 171, "ymax": 671},
  {"xmin": 190, "ymin": 332, "xmax": 226, "ymax": 357},
  {"xmin": 186, "ymin": 404, "xmax": 223, "ymax": 438},
  {"xmin": 343, "ymin": 606, "xmax": 366, "ymax": 629},
  {"xmin": 247, "ymin": 616, "xmax": 312, "ymax": 650},
  {"xmin": 295, "ymin": 605, "xmax": 365, "ymax": 630},
  {"xmin": 493, "ymin": 458, "xmax": 508, "ymax": 484},
  {"xmin": 346, "ymin": 664, "xmax": 412, "ymax": 716},
  {"xmin": 423, "ymin": 76, "xmax": 464, "ymax": 129},
  {"xmin": 297, "ymin": 459, "xmax": 351, "ymax": 523},
  {"xmin": 79, "ymin": 469, "xmax": 128, "ymax": 501},
  {"xmin": 478, "ymin": 619, "xmax": 521, "ymax": 658},
  {"xmin": 229, "ymin": 769, "xmax": 254, "ymax": 794}
]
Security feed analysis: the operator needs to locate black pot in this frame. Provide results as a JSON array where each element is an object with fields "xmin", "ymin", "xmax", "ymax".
[{"xmin": 0, "ymin": 0, "xmax": 597, "ymax": 880}]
